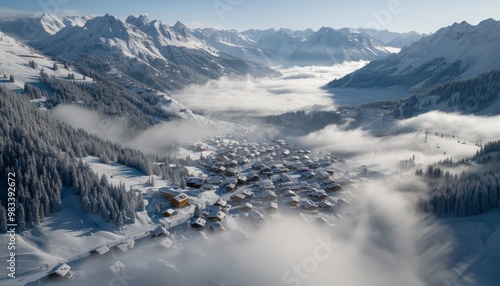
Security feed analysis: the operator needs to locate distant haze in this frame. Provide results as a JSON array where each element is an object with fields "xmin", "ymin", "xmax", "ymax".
[{"xmin": 1, "ymin": 1, "xmax": 500, "ymax": 33}]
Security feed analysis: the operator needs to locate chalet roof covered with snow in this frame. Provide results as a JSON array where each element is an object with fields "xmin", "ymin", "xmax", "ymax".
[
  {"xmin": 51, "ymin": 263, "xmax": 71, "ymax": 277},
  {"xmin": 109, "ymin": 261, "xmax": 125, "ymax": 274},
  {"xmin": 301, "ymin": 199, "xmax": 318, "ymax": 209},
  {"xmin": 249, "ymin": 209, "xmax": 265, "ymax": 221},
  {"xmin": 172, "ymin": 193, "xmax": 188, "ymax": 203},
  {"xmin": 160, "ymin": 238, "xmax": 174, "ymax": 249},
  {"xmin": 259, "ymin": 181, "xmax": 275, "ymax": 190},
  {"xmin": 94, "ymin": 245, "xmax": 110, "ymax": 255}
]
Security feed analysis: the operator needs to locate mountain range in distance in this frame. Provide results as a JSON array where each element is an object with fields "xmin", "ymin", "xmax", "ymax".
[
  {"xmin": 0, "ymin": 13, "xmax": 423, "ymax": 90},
  {"xmin": 329, "ymin": 19, "xmax": 500, "ymax": 92},
  {"xmin": 2, "ymin": 12, "xmax": 499, "ymax": 112}
]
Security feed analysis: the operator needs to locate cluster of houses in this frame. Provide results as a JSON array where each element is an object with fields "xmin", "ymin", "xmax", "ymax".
[
  {"xmin": 151, "ymin": 135, "xmax": 352, "ymax": 232},
  {"xmin": 46, "ymin": 135, "xmax": 356, "ymax": 283}
]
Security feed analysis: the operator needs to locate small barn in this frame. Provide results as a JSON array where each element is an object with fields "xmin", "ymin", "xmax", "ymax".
[
  {"xmin": 272, "ymin": 164, "xmax": 289, "ymax": 173},
  {"xmin": 279, "ymin": 173, "xmax": 292, "ymax": 182},
  {"xmin": 186, "ymin": 177, "xmax": 205, "ymax": 188},
  {"xmin": 259, "ymin": 181, "xmax": 275, "ymax": 191},
  {"xmin": 264, "ymin": 201, "xmax": 279, "ymax": 213},
  {"xmin": 316, "ymin": 171, "xmax": 330, "ymax": 180},
  {"xmin": 285, "ymin": 196, "xmax": 300, "ymax": 207},
  {"xmin": 208, "ymin": 222, "xmax": 226, "ymax": 233},
  {"xmin": 151, "ymin": 226, "xmax": 170, "ymax": 238},
  {"xmin": 207, "ymin": 206, "xmax": 227, "ymax": 222},
  {"xmin": 109, "ymin": 261, "xmax": 125, "ymax": 275},
  {"xmin": 191, "ymin": 217, "xmax": 206, "ymax": 229},
  {"xmin": 249, "ymin": 172, "xmax": 261, "ymax": 182},
  {"xmin": 303, "ymin": 171, "xmax": 315, "ymax": 179},
  {"xmin": 252, "ymin": 161, "xmax": 264, "ymax": 170},
  {"xmin": 160, "ymin": 238, "xmax": 174, "ymax": 250},
  {"xmin": 92, "ymin": 245, "xmax": 110, "ymax": 256},
  {"xmin": 309, "ymin": 190, "xmax": 328, "ymax": 201},
  {"xmin": 170, "ymin": 193, "xmax": 189, "ymax": 208},
  {"xmin": 282, "ymin": 189, "xmax": 296, "ymax": 197},
  {"xmin": 261, "ymin": 190, "xmax": 277, "ymax": 201},
  {"xmin": 237, "ymin": 175, "xmax": 248, "ymax": 185},
  {"xmin": 201, "ymin": 183, "xmax": 215, "ymax": 191},
  {"xmin": 116, "ymin": 239, "xmax": 135, "ymax": 252},
  {"xmin": 208, "ymin": 176, "xmax": 222, "ymax": 185},
  {"xmin": 159, "ymin": 188, "xmax": 179, "ymax": 199},
  {"xmin": 239, "ymin": 202, "xmax": 253, "ymax": 212},
  {"xmin": 325, "ymin": 182, "xmax": 343, "ymax": 192},
  {"xmin": 231, "ymin": 193, "xmax": 246, "ymax": 203},
  {"xmin": 48, "ymin": 263, "xmax": 73, "ymax": 280},
  {"xmin": 249, "ymin": 210, "xmax": 265, "ymax": 223},
  {"xmin": 301, "ymin": 199, "xmax": 318, "ymax": 211},
  {"xmin": 226, "ymin": 183, "xmax": 237, "ymax": 192},
  {"xmin": 242, "ymin": 189, "xmax": 254, "ymax": 198},
  {"xmin": 162, "ymin": 208, "xmax": 177, "ymax": 217},
  {"xmin": 225, "ymin": 168, "xmax": 238, "ymax": 177},
  {"xmin": 318, "ymin": 201, "xmax": 334, "ymax": 210},
  {"xmin": 214, "ymin": 198, "xmax": 228, "ymax": 208}
]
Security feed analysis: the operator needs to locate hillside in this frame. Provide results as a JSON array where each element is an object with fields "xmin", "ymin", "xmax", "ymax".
[
  {"xmin": 285, "ymin": 27, "xmax": 393, "ymax": 67},
  {"xmin": 0, "ymin": 13, "xmax": 90, "ymax": 41},
  {"xmin": 329, "ymin": 19, "xmax": 500, "ymax": 91},
  {"xmin": 33, "ymin": 14, "xmax": 278, "ymax": 91}
]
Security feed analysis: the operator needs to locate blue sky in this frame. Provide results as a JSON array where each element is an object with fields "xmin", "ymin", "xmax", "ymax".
[{"xmin": 1, "ymin": 0, "xmax": 499, "ymax": 33}]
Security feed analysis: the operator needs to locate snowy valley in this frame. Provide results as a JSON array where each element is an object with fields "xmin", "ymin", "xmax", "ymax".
[{"xmin": 0, "ymin": 8, "xmax": 500, "ymax": 286}]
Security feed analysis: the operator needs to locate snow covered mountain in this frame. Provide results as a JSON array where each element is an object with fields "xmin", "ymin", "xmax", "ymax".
[
  {"xmin": 285, "ymin": 27, "xmax": 393, "ymax": 67},
  {"xmin": 255, "ymin": 31, "xmax": 305, "ymax": 64},
  {"xmin": 190, "ymin": 27, "xmax": 313, "ymax": 66},
  {"xmin": 34, "ymin": 14, "xmax": 277, "ymax": 90},
  {"xmin": 329, "ymin": 19, "xmax": 500, "ymax": 91},
  {"xmin": 190, "ymin": 27, "xmax": 278, "ymax": 65},
  {"xmin": 0, "ymin": 13, "xmax": 90, "ymax": 41},
  {"xmin": 355, "ymin": 28, "xmax": 423, "ymax": 48},
  {"xmin": 125, "ymin": 15, "xmax": 217, "ymax": 55},
  {"xmin": 240, "ymin": 28, "xmax": 315, "ymax": 43}
]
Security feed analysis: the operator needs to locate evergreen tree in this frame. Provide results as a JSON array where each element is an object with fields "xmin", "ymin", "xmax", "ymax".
[
  {"xmin": 137, "ymin": 193, "xmax": 145, "ymax": 211},
  {"xmin": 17, "ymin": 203, "xmax": 26, "ymax": 231},
  {"xmin": 117, "ymin": 213, "xmax": 124, "ymax": 226},
  {"xmin": 0, "ymin": 204, "xmax": 7, "ymax": 233}
]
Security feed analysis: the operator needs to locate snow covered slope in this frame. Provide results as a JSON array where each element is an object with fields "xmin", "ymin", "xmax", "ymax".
[
  {"xmin": 38, "ymin": 14, "xmax": 166, "ymax": 60},
  {"xmin": 285, "ymin": 27, "xmax": 393, "ymax": 67},
  {"xmin": 355, "ymin": 28, "xmax": 424, "ymax": 48},
  {"xmin": 255, "ymin": 31, "xmax": 305, "ymax": 64},
  {"xmin": 0, "ymin": 13, "xmax": 90, "ymax": 41},
  {"xmin": 329, "ymin": 19, "xmax": 500, "ymax": 91},
  {"xmin": 191, "ymin": 27, "xmax": 313, "ymax": 66},
  {"xmin": 125, "ymin": 15, "xmax": 217, "ymax": 56},
  {"xmin": 190, "ymin": 27, "xmax": 281, "ymax": 66},
  {"xmin": 0, "ymin": 29, "xmax": 92, "ymax": 92}
]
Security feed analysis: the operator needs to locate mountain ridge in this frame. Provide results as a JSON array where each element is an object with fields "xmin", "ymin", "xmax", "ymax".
[{"xmin": 328, "ymin": 19, "xmax": 500, "ymax": 91}]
